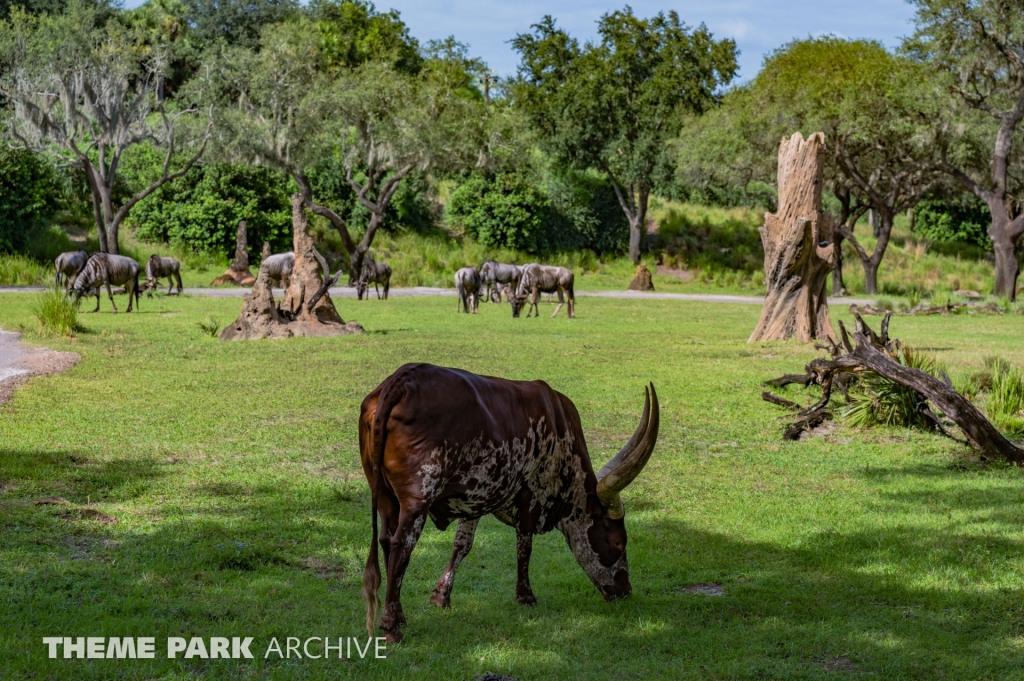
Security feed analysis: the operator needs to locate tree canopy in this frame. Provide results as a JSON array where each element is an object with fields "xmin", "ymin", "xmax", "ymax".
[{"xmin": 512, "ymin": 9, "xmax": 737, "ymax": 263}]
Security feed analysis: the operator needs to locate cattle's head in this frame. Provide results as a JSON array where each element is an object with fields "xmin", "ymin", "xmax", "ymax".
[
  {"xmin": 565, "ymin": 384, "xmax": 659, "ymax": 600},
  {"xmin": 509, "ymin": 293, "xmax": 526, "ymax": 317}
]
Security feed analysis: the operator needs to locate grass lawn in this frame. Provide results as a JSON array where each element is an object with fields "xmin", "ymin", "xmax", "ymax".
[{"xmin": 1, "ymin": 292, "xmax": 1024, "ymax": 680}]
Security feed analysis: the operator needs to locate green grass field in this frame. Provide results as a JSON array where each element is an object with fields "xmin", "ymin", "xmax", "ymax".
[{"xmin": 2, "ymin": 292, "xmax": 1024, "ymax": 680}]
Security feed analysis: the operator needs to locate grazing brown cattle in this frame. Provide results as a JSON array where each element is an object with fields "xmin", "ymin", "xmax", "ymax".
[{"xmin": 360, "ymin": 364, "xmax": 659, "ymax": 642}]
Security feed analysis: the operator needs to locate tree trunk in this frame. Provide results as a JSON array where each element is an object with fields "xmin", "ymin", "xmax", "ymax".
[
  {"xmin": 832, "ymin": 232, "xmax": 846, "ymax": 297},
  {"xmin": 862, "ymin": 260, "xmax": 879, "ymax": 295},
  {"xmin": 221, "ymin": 195, "xmax": 363, "ymax": 340},
  {"xmin": 628, "ymin": 214, "xmax": 644, "ymax": 265},
  {"xmin": 869, "ymin": 208, "xmax": 879, "ymax": 238},
  {"xmin": 988, "ymin": 212, "xmax": 1023, "ymax": 300},
  {"xmin": 210, "ymin": 221, "xmax": 256, "ymax": 286},
  {"xmin": 749, "ymin": 132, "xmax": 836, "ymax": 343}
]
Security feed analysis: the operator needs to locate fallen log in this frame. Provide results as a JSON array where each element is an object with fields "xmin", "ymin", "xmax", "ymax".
[{"xmin": 762, "ymin": 313, "xmax": 1024, "ymax": 463}]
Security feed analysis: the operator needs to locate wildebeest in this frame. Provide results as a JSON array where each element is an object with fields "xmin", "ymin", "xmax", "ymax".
[
  {"xmin": 510, "ymin": 263, "xmax": 575, "ymax": 318},
  {"xmin": 144, "ymin": 255, "xmax": 182, "ymax": 296},
  {"xmin": 454, "ymin": 266, "xmax": 481, "ymax": 314},
  {"xmin": 54, "ymin": 250, "xmax": 89, "ymax": 292},
  {"xmin": 260, "ymin": 252, "xmax": 294, "ymax": 289},
  {"xmin": 357, "ymin": 261, "xmax": 392, "ymax": 300},
  {"xmin": 479, "ymin": 260, "xmax": 521, "ymax": 303},
  {"xmin": 71, "ymin": 253, "xmax": 141, "ymax": 313},
  {"xmin": 360, "ymin": 364, "xmax": 659, "ymax": 642}
]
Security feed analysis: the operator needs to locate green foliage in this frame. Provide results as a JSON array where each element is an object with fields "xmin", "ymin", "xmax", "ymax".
[
  {"xmin": 183, "ymin": 0, "xmax": 299, "ymax": 48},
  {"xmin": 0, "ymin": 147, "xmax": 63, "ymax": 254},
  {"xmin": 652, "ymin": 201, "xmax": 762, "ymax": 273},
  {"xmin": 445, "ymin": 170, "xmax": 629, "ymax": 255},
  {"xmin": 197, "ymin": 317, "xmax": 221, "ymax": 337},
  {"xmin": 0, "ymin": 253, "xmax": 51, "ymax": 285},
  {"xmin": 32, "ymin": 287, "xmax": 80, "ymax": 337},
  {"xmin": 988, "ymin": 367, "xmax": 1024, "ymax": 434},
  {"xmin": 844, "ymin": 344, "xmax": 943, "ymax": 429},
  {"xmin": 310, "ymin": 0, "xmax": 422, "ymax": 74},
  {"xmin": 129, "ymin": 163, "xmax": 293, "ymax": 260},
  {"xmin": 446, "ymin": 173, "xmax": 549, "ymax": 251},
  {"xmin": 913, "ymin": 195, "xmax": 992, "ymax": 249}
]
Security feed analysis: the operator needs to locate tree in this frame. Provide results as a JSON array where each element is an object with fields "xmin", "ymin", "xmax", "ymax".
[
  {"xmin": 310, "ymin": 0, "xmax": 422, "ymax": 74},
  {"xmin": 512, "ymin": 9, "xmax": 737, "ymax": 264},
  {"xmin": 182, "ymin": 0, "xmax": 298, "ymax": 49},
  {"xmin": 0, "ymin": 3, "xmax": 212, "ymax": 254},
  {"xmin": 205, "ymin": 19, "xmax": 485, "ymax": 281},
  {"xmin": 909, "ymin": 0, "xmax": 1024, "ymax": 299},
  {"xmin": 749, "ymin": 38, "xmax": 943, "ymax": 294}
]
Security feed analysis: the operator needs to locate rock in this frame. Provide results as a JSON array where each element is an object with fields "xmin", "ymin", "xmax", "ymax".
[{"xmin": 628, "ymin": 263, "xmax": 655, "ymax": 291}]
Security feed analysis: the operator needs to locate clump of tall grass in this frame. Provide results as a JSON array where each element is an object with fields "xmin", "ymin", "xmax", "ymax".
[
  {"xmin": 986, "ymin": 365, "xmax": 1024, "ymax": 434},
  {"xmin": 0, "ymin": 254, "xmax": 52, "ymax": 286},
  {"xmin": 33, "ymin": 287, "xmax": 81, "ymax": 337},
  {"xmin": 844, "ymin": 344, "xmax": 942, "ymax": 429},
  {"xmin": 197, "ymin": 317, "xmax": 221, "ymax": 337}
]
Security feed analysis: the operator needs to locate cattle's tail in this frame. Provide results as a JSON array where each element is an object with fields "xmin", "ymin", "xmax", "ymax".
[{"xmin": 363, "ymin": 379, "xmax": 404, "ymax": 635}]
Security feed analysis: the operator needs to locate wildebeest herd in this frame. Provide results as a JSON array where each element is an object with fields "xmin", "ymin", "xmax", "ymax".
[{"xmin": 458, "ymin": 260, "xmax": 576, "ymax": 318}]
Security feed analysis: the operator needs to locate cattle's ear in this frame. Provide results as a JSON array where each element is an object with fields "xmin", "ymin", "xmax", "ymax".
[{"xmin": 585, "ymin": 493, "xmax": 607, "ymax": 519}]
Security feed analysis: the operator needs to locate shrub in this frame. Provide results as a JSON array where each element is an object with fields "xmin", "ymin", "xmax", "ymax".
[
  {"xmin": 0, "ymin": 147, "xmax": 64, "ymax": 255},
  {"xmin": 128, "ymin": 163, "xmax": 293, "ymax": 260},
  {"xmin": 446, "ymin": 172, "xmax": 549, "ymax": 251},
  {"xmin": 912, "ymin": 195, "xmax": 991, "ymax": 249},
  {"xmin": 33, "ymin": 287, "xmax": 81, "ymax": 337},
  {"xmin": 844, "ymin": 344, "xmax": 942, "ymax": 429}
]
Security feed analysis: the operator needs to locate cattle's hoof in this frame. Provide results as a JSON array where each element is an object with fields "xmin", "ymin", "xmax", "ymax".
[
  {"xmin": 516, "ymin": 593, "xmax": 537, "ymax": 605},
  {"xmin": 382, "ymin": 628, "xmax": 403, "ymax": 644},
  {"xmin": 429, "ymin": 591, "xmax": 450, "ymax": 608}
]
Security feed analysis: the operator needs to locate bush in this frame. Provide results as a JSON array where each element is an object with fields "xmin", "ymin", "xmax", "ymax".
[
  {"xmin": 446, "ymin": 172, "xmax": 549, "ymax": 251},
  {"xmin": 445, "ymin": 169, "xmax": 628, "ymax": 255},
  {"xmin": 844, "ymin": 344, "xmax": 942, "ymax": 429},
  {"xmin": 128, "ymin": 163, "xmax": 293, "ymax": 260},
  {"xmin": 0, "ymin": 148, "xmax": 64, "ymax": 255},
  {"xmin": 912, "ymin": 195, "xmax": 991, "ymax": 249},
  {"xmin": 33, "ymin": 287, "xmax": 81, "ymax": 337}
]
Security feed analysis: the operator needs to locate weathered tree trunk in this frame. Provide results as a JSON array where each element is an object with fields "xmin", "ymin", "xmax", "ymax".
[
  {"xmin": 210, "ymin": 221, "xmax": 256, "ymax": 286},
  {"xmin": 749, "ymin": 132, "xmax": 836, "ymax": 343},
  {"xmin": 221, "ymin": 195, "xmax": 364, "ymax": 340},
  {"xmin": 832, "ymin": 232, "xmax": 847, "ymax": 297}
]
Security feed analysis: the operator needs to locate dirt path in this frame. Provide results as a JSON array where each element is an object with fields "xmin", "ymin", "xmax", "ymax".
[
  {"xmin": 0, "ymin": 330, "xmax": 80, "ymax": 408},
  {"xmin": 0, "ymin": 286, "xmax": 875, "ymax": 306}
]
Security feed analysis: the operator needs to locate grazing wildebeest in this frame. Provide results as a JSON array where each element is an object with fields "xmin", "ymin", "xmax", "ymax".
[
  {"xmin": 54, "ymin": 250, "xmax": 89, "ymax": 292},
  {"xmin": 144, "ymin": 255, "xmax": 183, "ymax": 296},
  {"xmin": 360, "ymin": 364, "xmax": 659, "ymax": 642},
  {"xmin": 510, "ymin": 263, "xmax": 575, "ymax": 318},
  {"xmin": 260, "ymin": 252, "xmax": 294, "ymax": 289},
  {"xmin": 454, "ymin": 266, "xmax": 481, "ymax": 314},
  {"xmin": 479, "ymin": 260, "xmax": 522, "ymax": 303},
  {"xmin": 71, "ymin": 253, "xmax": 141, "ymax": 313},
  {"xmin": 357, "ymin": 261, "xmax": 392, "ymax": 300}
]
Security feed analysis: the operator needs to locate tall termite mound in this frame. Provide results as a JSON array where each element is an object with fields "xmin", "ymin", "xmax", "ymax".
[
  {"xmin": 221, "ymin": 195, "xmax": 364, "ymax": 340},
  {"xmin": 749, "ymin": 132, "xmax": 836, "ymax": 343},
  {"xmin": 211, "ymin": 220, "xmax": 256, "ymax": 286}
]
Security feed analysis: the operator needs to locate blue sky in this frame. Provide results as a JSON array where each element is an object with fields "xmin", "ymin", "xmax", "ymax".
[{"xmin": 124, "ymin": 0, "xmax": 920, "ymax": 83}]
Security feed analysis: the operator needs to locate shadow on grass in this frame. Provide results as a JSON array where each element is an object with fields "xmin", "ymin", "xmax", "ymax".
[{"xmin": 2, "ymin": 451, "xmax": 1024, "ymax": 679}]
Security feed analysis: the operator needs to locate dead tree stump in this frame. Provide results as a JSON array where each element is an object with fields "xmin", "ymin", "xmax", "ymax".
[
  {"xmin": 210, "ymin": 220, "xmax": 256, "ymax": 287},
  {"xmin": 221, "ymin": 195, "xmax": 364, "ymax": 340},
  {"xmin": 628, "ymin": 264, "xmax": 655, "ymax": 291},
  {"xmin": 749, "ymin": 132, "xmax": 836, "ymax": 343}
]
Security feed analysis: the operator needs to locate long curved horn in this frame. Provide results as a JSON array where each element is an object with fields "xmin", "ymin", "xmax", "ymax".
[{"xmin": 596, "ymin": 383, "xmax": 659, "ymax": 519}]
